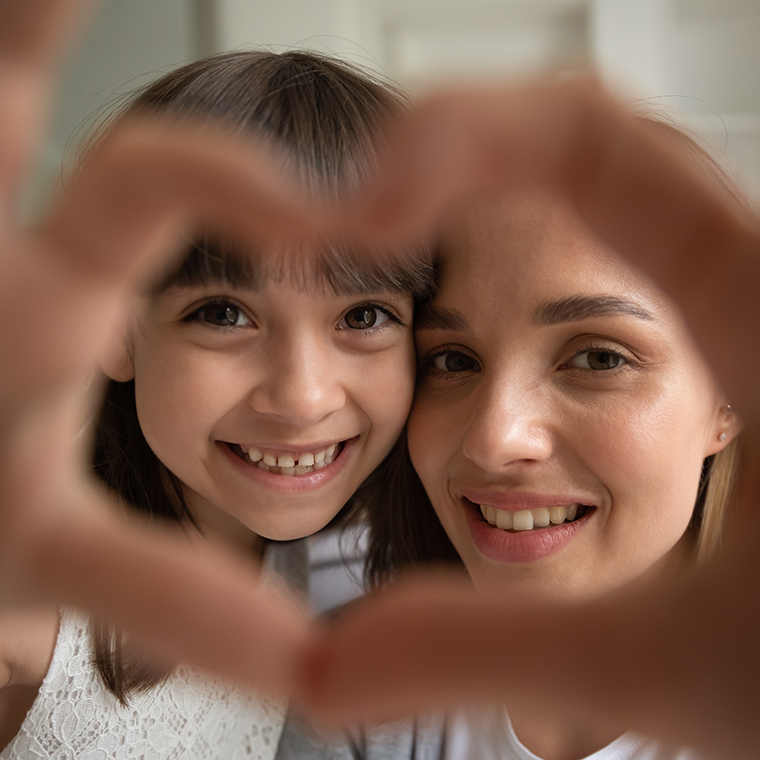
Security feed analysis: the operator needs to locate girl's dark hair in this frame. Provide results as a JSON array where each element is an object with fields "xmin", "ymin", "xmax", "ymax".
[
  {"xmin": 362, "ymin": 431, "xmax": 461, "ymax": 589},
  {"xmin": 90, "ymin": 50, "xmax": 434, "ymax": 703}
]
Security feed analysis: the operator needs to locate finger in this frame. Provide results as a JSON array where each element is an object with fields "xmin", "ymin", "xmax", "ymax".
[
  {"xmin": 0, "ymin": 0, "xmax": 95, "ymax": 65},
  {"xmin": 302, "ymin": 542, "xmax": 760, "ymax": 760},
  {"xmin": 13, "ymin": 483, "xmax": 309, "ymax": 696},
  {"xmin": 0, "ymin": 119, "xmax": 325, "ymax": 407},
  {"xmin": 349, "ymin": 81, "xmax": 760, "ymax": 417},
  {"xmin": 0, "ymin": 0, "xmax": 97, "ymax": 206}
]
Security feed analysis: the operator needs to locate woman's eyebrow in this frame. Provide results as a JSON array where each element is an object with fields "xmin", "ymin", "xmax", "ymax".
[
  {"xmin": 415, "ymin": 305, "xmax": 469, "ymax": 331},
  {"xmin": 533, "ymin": 295, "xmax": 655, "ymax": 326}
]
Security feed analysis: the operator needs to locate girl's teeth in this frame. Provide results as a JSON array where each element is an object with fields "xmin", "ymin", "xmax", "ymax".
[
  {"xmin": 244, "ymin": 444, "xmax": 341, "ymax": 475},
  {"xmin": 479, "ymin": 503, "xmax": 583, "ymax": 531}
]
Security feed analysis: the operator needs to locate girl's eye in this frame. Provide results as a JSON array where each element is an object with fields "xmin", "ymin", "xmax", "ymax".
[
  {"xmin": 194, "ymin": 302, "xmax": 251, "ymax": 327},
  {"xmin": 570, "ymin": 349, "xmax": 626, "ymax": 371},
  {"xmin": 432, "ymin": 351, "xmax": 479, "ymax": 373},
  {"xmin": 341, "ymin": 306, "xmax": 391, "ymax": 331}
]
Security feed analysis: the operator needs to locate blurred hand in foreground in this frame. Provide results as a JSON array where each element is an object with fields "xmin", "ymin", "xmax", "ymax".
[{"xmin": 6, "ymin": 4, "xmax": 760, "ymax": 758}]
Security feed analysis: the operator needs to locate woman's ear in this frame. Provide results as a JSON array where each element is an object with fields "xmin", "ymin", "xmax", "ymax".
[
  {"xmin": 99, "ymin": 324, "xmax": 135, "ymax": 382},
  {"xmin": 705, "ymin": 401, "xmax": 742, "ymax": 457}
]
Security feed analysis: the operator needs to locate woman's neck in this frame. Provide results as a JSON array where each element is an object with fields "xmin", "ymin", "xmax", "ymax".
[{"xmin": 506, "ymin": 703, "xmax": 624, "ymax": 760}]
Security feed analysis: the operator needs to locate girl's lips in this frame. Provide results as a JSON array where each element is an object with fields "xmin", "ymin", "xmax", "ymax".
[
  {"xmin": 217, "ymin": 436, "xmax": 357, "ymax": 493},
  {"xmin": 461, "ymin": 496, "xmax": 593, "ymax": 563}
]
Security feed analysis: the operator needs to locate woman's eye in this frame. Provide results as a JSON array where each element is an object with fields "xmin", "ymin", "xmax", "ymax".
[
  {"xmin": 342, "ymin": 306, "xmax": 390, "ymax": 330},
  {"xmin": 197, "ymin": 302, "xmax": 250, "ymax": 327},
  {"xmin": 570, "ymin": 349, "xmax": 626, "ymax": 370},
  {"xmin": 432, "ymin": 352, "xmax": 479, "ymax": 372}
]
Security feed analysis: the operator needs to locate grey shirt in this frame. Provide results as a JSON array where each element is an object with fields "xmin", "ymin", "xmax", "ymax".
[{"xmin": 275, "ymin": 713, "xmax": 447, "ymax": 760}]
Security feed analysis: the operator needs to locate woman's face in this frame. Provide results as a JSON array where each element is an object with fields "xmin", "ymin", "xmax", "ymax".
[
  {"xmin": 105, "ymin": 267, "xmax": 415, "ymax": 545},
  {"xmin": 408, "ymin": 196, "xmax": 734, "ymax": 601}
]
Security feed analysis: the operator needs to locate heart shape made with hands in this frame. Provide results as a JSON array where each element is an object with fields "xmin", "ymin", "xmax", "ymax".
[{"xmin": 3, "ymin": 57, "xmax": 760, "ymax": 760}]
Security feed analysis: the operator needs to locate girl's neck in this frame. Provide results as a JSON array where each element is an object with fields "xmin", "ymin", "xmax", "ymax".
[{"xmin": 184, "ymin": 500, "xmax": 264, "ymax": 560}]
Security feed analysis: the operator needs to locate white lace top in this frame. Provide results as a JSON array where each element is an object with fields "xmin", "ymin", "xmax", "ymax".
[{"xmin": 0, "ymin": 610, "xmax": 286, "ymax": 760}]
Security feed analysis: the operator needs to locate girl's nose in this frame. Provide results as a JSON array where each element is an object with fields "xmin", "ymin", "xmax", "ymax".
[
  {"xmin": 248, "ymin": 342, "xmax": 346, "ymax": 427},
  {"xmin": 462, "ymin": 378, "xmax": 553, "ymax": 472}
]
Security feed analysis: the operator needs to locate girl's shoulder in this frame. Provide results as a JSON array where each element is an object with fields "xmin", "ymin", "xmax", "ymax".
[
  {"xmin": 0, "ymin": 607, "xmax": 59, "ymax": 752},
  {"xmin": 0, "ymin": 607, "xmax": 59, "ymax": 690}
]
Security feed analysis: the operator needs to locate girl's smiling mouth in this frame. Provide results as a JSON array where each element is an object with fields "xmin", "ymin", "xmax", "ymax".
[{"xmin": 224, "ymin": 440, "xmax": 349, "ymax": 476}]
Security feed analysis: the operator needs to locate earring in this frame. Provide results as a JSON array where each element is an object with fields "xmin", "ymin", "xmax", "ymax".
[
  {"xmin": 719, "ymin": 432, "xmax": 727, "ymax": 442},
  {"xmin": 723, "ymin": 404, "xmax": 732, "ymax": 414}
]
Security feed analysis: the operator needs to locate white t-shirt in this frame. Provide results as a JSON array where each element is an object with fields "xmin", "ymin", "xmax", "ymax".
[{"xmin": 446, "ymin": 710, "xmax": 710, "ymax": 760}]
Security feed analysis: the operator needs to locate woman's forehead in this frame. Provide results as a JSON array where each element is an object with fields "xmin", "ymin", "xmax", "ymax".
[{"xmin": 434, "ymin": 195, "xmax": 665, "ymax": 317}]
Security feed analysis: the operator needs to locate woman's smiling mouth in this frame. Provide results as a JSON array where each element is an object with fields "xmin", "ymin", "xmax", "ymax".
[
  {"xmin": 458, "ymin": 494, "xmax": 596, "ymax": 563},
  {"xmin": 478, "ymin": 502, "xmax": 592, "ymax": 531}
]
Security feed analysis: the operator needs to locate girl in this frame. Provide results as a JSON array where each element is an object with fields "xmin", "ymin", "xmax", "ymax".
[{"xmin": 0, "ymin": 50, "xmax": 432, "ymax": 758}]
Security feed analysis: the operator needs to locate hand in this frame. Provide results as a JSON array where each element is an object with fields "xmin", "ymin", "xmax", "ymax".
[
  {"xmin": 0, "ymin": 0, "xmax": 327, "ymax": 696},
  {"xmin": 301, "ymin": 82, "xmax": 760, "ymax": 760}
]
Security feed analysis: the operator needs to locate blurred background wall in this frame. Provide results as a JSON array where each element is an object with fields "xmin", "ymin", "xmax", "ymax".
[{"xmin": 37, "ymin": 0, "xmax": 760, "ymax": 214}]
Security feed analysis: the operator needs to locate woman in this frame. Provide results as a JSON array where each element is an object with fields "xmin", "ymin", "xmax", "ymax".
[
  {"xmin": 348, "ymin": 123, "xmax": 741, "ymax": 757},
  {"xmin": 380, "ymin": 191, "xmax": 738, "ymax": 757}
]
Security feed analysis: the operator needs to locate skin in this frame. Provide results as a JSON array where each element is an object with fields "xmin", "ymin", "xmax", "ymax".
[
  {"xmin": 408, "ymin": 194, "xmax": 735, "ymax": 757},
  {"xmin": 110, "ymin": 279, "xmax": 415, "ymax": 545}
]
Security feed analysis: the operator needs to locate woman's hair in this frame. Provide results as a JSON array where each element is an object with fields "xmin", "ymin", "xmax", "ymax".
[
  {"xmin": 89, "ymin": 49, "xmax": 434, "ymax": 703},
  {"xmin": 364, "ymin": 113, "xmax": 745, "ymax": 588}
]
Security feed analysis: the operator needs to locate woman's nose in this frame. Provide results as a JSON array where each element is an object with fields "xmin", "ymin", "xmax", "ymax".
[
  {"xmin": 461, "ymin": 378, "xmax": 553, "ymax": 472},
  {"xmin": 248, "ymin": 341, "xmax": 346, "ymax": 427}
]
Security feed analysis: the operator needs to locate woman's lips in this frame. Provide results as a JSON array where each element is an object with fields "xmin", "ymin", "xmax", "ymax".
[
  {"xmin": 461, "ymin": 496, "xmax": 594, "ymax": 563},
  {"xmin": 218, "ymin": 436, "xmax": 357, "ymax": 493}
]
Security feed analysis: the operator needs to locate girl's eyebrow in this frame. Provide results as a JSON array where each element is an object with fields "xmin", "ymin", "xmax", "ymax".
[
  {"xmin": 533, "ymin": 295, "xmax": 655, "ymax": 326},
  {"xmin": 415, "ymin": 305, "xmax": 469, "ymax": 331}
]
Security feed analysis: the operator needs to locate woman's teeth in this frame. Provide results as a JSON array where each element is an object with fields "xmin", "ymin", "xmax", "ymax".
[
  {"xmin": 246, "ymin": 444, "xmax": 339, "ymax": 475},
  {"xmin": 479, "ymin": 503, "xmax": 581, "ymax": 531}
]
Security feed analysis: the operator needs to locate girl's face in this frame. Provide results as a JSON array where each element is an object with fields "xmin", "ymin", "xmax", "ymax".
[
  {"xmin": 408, "ymin": 197, "xmax": 735, "ymax": 601},
  {"xmin": 107, "ymin": 267, "xmax": 415, "ymax": 544}
]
